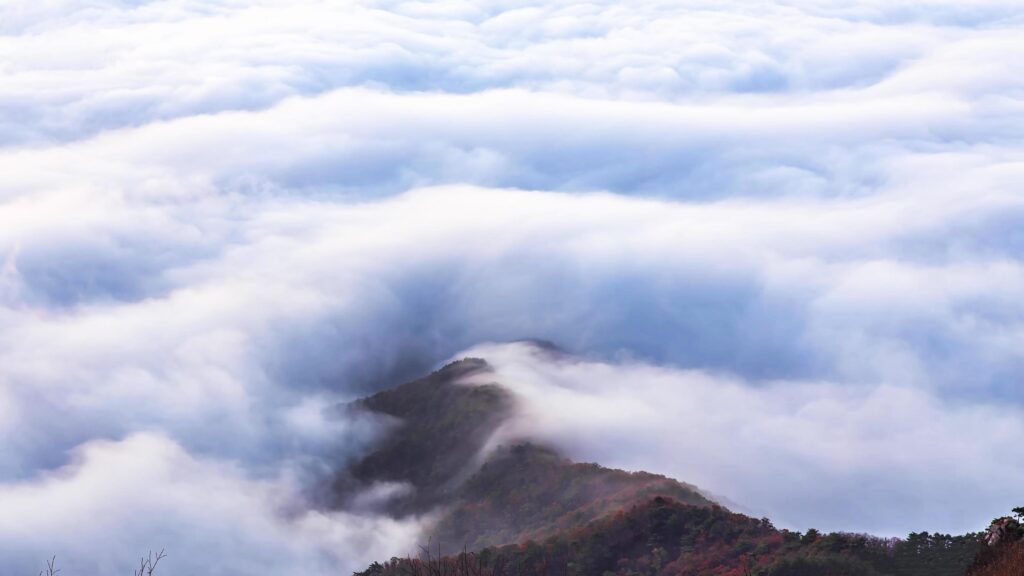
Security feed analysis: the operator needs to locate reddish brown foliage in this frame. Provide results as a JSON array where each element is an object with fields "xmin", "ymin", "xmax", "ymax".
[{"xmin": 970, "ymin": 540, "xmax": 1024, "ymax": 576}]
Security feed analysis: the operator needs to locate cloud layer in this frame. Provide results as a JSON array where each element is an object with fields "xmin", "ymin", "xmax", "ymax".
[
  {"xmin": 464, "ymin": 341, "xmax": 1024, "ymax": 536},
  {"xmin": 2, "ymin": 0, "xmax": 1023, "ymax": 573},
  {"xmin": 0, "ymin": 433, "xmax": 426, "ymax": 576}
]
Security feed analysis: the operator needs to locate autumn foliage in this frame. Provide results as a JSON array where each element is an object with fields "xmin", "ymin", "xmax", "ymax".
[
  {"xmin": 357, "ymin": 497, "xmax": 985, "ymax": 576},
  {"xmin": 969, "ymin": 512, "xmax": 1024, "ymax": 576}
]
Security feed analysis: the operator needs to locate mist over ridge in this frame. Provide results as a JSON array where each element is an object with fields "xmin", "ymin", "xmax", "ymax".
[{"xmin": 2, "ymin": 0, "xmax": 1024, "ymax": 574}]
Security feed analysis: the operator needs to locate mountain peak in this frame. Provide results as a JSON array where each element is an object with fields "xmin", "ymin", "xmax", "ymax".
[
  {"xmin": 335, "ymin": 356, "xmax": 714, "ymax": 554},
  {"xmin": 334, "ymin": 357, "xmax": 513, "ymax": 515}
]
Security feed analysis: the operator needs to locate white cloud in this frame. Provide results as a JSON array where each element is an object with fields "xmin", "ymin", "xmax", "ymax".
[
  {"xmin": 1, "ymin": 0, "xmax": 1023, "ymax": 572},
  {"xmin": 460, "ymin": 341, "xmax": 1024, "ymax": 536},
  {"xmin": 1, "ymin": 0, "xmax": 1021, "ymax": 143},
  {"xmin": 0, "ymin": 433, "xmax": 426, "ymax": 576}
]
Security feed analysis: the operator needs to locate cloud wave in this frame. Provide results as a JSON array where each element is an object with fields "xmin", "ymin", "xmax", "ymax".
[{"xmin": 2, "ymin": 0, "xmax": 1023, "ymax": 573}]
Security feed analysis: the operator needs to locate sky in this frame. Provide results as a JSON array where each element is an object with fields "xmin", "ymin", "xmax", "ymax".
[{"xmin": 1, "ymin": 0, "xmax": 1023, "ymax": 573}]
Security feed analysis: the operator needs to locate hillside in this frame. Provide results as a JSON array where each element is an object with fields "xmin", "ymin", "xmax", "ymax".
[
  {"xmin": 340, "ymin": 356, "xmax": 994, "ymax": 576},
  {"xmin": 970, "ymin": 540, "xmax": 1024, "ymax": 576},
  {"xmin": 359, "ymin": 497, "xmax": 983, "ymax": 576},
  {"xmin": 969, "ymin": 515, "xmax": 1024, "ymax": 576},
  {"xmin": 334, "ymin": 358, "xmax": 514, "ymax": 515},
  {"xmin": 432, "ymin": 443, "xmax": 712, "ymax": 551},
  {"xmin": 335, "ymin": 357, "xmax": 715, "ymax": 553}
]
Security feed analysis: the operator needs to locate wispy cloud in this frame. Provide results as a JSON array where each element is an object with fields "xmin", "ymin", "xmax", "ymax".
[{"xmin": 463, "ymin": 341, "xmax": 1024, "ymax": 536}]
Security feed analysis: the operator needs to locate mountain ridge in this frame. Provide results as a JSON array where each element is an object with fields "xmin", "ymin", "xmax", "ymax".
[
  {"xmin": 334, "ymin": 354, "xmax": 716, "ymax": 555},
  {"xmin": 336, "ymin": 352, "xmax": 996, "ymax": 575}
]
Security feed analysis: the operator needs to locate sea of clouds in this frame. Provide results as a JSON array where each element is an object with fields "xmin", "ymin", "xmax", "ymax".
[{"xmin": 1, "ymin": 0, "xmax": 1023, "ymax": 574}]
